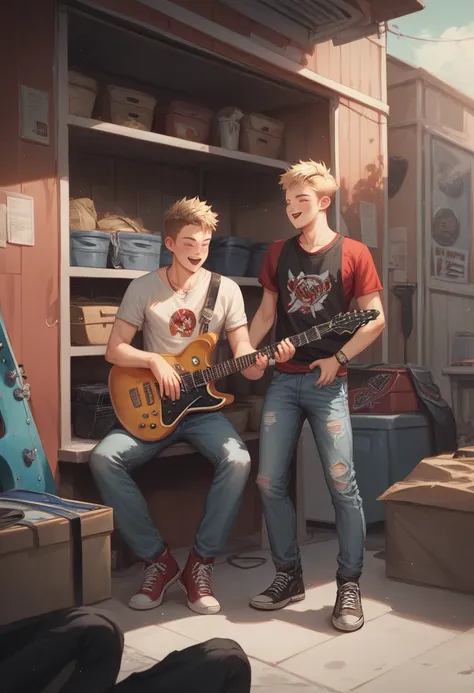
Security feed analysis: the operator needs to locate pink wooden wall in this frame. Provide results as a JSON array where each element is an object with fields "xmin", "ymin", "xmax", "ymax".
[
  {"xmin": 339, "ymin": 99, "xmax": 384, "ymax": 361},
  {"xmin": 0, "ymin": 0, "xmax": 60, "ymax": 477}
]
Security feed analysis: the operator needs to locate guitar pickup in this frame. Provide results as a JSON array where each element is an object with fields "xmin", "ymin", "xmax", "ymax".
[
  {"xmin": 143, "ymin": 381, "xmax": 154, "ymax": 405},
  {"xmin": 129, "ymin": 388, "xmax": 142, "ymax": 408}
]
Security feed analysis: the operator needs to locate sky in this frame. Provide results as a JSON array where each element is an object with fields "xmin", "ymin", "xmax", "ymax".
[{"xmin": 386, "ymin": 0, "xmax": 474, "ymax": 98}]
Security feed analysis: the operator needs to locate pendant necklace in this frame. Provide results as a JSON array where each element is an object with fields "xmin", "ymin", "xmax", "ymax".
[{"xmin": 166, "ymin": 267, "xmax": 199, "ymax": 302}]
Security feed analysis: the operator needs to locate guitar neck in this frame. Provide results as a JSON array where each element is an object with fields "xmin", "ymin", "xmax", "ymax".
[{"xmin": 200, "ymin": 322, "xmax": 334, "ymax": 384}]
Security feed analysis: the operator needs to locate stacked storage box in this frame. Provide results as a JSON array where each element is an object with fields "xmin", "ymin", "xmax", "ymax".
[{"xmin": 240, "ymin": 113, "xmax": 284, "ymax": 159}]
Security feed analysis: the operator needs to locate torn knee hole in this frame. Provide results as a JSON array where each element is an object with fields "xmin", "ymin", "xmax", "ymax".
[
  {"xmin": 327, "ymin": 420, "xmax": 343, "ymax": 435},
  {"xmin": 330, "ymin": 462, "xmax": 349, "ymax": 491},
  {"xmin": 256, "ymin": 475, "xmax": 271, "ymax": 491},
  {"xmin": 263, "ymin": 411, "xmax": 277, "ymax": 427}
]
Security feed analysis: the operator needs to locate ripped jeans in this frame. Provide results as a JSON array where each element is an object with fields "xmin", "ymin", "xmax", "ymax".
[
  {"xmin": 89, "ymin": 412, "xmax": 251, "ymax": 561},
  {"xmin": 257, "ymin": 371, "xmax": 365, "ymax": 581}
]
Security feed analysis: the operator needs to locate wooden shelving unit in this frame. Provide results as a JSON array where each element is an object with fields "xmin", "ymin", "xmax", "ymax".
[
  {"xmin": 69, "ymin": 266, "xmax": 260, "ymax": 285},
  {"xmin": 60, "ymin": 97, "xmax": 274, "ymax": 459},
  {"xmin": 68, "ymin": 115, "xmax": 289, "ymax": 173}
]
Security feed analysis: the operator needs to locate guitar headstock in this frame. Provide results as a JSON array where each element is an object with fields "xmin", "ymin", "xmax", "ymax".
[{"xmin": 330, "ymin": 309, "xmax": 380, "ymax": 335}]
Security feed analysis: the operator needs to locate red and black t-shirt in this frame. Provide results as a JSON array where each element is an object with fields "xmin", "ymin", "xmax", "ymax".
[{"xmin": 259, "ymin": 234, "xmax": 382, "ymax": 373}]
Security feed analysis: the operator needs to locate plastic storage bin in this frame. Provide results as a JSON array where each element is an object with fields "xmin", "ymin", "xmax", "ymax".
[
  {"xmin": 105, "ymin": 85, "xmax": 157, "ymax": 131},
  {"xmin": 115, "ymin": 232, "xmax": 162, "ymax": 271},
  {"xmin": 240, "ymin": 112, "xmax": 284, "ymax": 159},
  {"xmin": 160, "ymin": 246, "xmax": 172, "ymax": 267},
  {"xmin": 70, "ymin": 230, "xmax": 110, "ymax": 268},
  {"xmin": 68, "ymin": 71, "xmax": 97, "ymax": 118},
  {"xmin": 247, "ymin": 242, "xmax": 271, "ymax": 277},
  {"xmin": 302, "ymin": 413, "xmax": 434, "ymax": 525},
  {"xmin": 158, "ymin": 101, "xmax": 213, "ymax": 143},
  {"xmin": 207, "ymin": 237, "xmax": 251, "ymax": 277}
]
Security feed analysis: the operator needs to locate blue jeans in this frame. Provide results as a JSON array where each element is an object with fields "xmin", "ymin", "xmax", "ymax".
[
  {"xmin": 257, "ymin": 371, "xmax": 365, "ymax": 581},
  {"xmin": 89, "ymin": 412, "xmax": 251, "ymax": 561}
]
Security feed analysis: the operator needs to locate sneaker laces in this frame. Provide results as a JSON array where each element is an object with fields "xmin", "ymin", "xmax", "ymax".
[
  {"xmin": 339, "ymin": 582, "xmax": 359, "ymax": 611},
  {"xmin": 141, "ymin": 561, "xmax": 167, "ymax": 592},
  {"xmin": 192, "ymin": 562, "xmax": 213, "ymax": 595},
  {"xmin": 266, "ymin": 571, "xmax": 291, "ymax": 598}
]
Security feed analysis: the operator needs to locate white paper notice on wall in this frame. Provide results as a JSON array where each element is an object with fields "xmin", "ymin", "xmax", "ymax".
[
  {"xmin": 359, "ymin": 201, "xmax": 378, "ymax": 248},
  {"xmin": 388, "ymin": 227, "xmax": 408, "ymax": 284},
  {"xmin": 0, "ymin": 204, "xmax": 7, "ymax": 249},
  {"xmin": 20, "ymin": 85, "xmax": 50, "ymax": 145},
  {"xmin": 7, "ymin": 194, "xmax": 35, "ymax": 246}
]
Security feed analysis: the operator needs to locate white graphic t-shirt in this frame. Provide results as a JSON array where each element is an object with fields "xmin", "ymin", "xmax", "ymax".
[{"xmin": 116, "ymin": 269, "xmax": 247, "ymax": 354}]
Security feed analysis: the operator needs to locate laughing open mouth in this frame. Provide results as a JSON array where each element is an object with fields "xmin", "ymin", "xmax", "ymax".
[
  {"xmin": 188, "ymin": 258, "xmax": 202, "ymax": 265},
  {"xmin": 292, "ymin": 213, "xmax": 302, "ymax": 220}
]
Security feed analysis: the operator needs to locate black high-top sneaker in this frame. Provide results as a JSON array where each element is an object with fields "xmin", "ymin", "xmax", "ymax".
[
  {"xmin": 332, "ymin": 580, "xmax": 364, "ymax": 632},
  {"xmin": 250, "ymin": 563, "xmax": 305, "ymax": 611}
]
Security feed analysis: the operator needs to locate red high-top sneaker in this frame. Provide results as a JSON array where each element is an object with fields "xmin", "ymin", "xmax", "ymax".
[
  {"xmin": 178, "ymin": 550, "xmax": 220, "ymax": 615},
  {"xmin": 128, "ymin": 547, "xmax": 180, "ymax": 610}
]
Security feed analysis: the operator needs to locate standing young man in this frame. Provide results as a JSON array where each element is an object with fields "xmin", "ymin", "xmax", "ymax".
[
  {"xmin": 90, "ymin": 197, "xmax": 293, "ymax": 616},
  {"xmin": 248, "ymin": 161, "xmax": 385, "ymax": 632}
]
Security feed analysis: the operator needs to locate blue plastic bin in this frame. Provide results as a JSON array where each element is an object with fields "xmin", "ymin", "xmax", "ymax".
[
  {"xmin": 116, "ymin": 232, "xmax": 162, "ymax": 271},
  {"xmin": 351, "ymin": 413, "xmax": 434, "ymax": 523},
  {"xmin": 208, "ymin": 237, "xmax": 251, "ymax": 277},
  {"xmin": 160, "ymin": 246, "xmax": 172, "ymax": 267},
  {"xmin": 70, "ymin": 230, "xmax": 110, "ymax": 268},
  {"xmin": 247, "ymin": 242, "xmax": 271, "ymax": 277}
]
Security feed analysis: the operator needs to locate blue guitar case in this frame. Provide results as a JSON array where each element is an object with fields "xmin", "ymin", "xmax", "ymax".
[{"xmin": 0, "ymin": 308, "xmax": 56, "ymax": 494}]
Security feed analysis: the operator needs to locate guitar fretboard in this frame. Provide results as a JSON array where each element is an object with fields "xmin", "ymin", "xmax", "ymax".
[{"xmin": 181, "ymin": 323, "xmax": 333, "ymax": 391}]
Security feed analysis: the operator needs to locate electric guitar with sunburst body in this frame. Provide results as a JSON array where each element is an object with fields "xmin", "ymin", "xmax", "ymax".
[{"xmin": 108, "ymin": 309, "xmax": 379, "ymax": 442}]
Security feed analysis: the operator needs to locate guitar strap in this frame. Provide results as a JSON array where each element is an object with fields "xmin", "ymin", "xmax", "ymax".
[{"xmin": 199, "ymin": 272, "xmax": 221, "ymax": 335}]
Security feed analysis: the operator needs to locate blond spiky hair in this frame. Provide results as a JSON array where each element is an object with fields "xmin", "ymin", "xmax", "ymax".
[
  {"xmin": 280, "ymin": 160, "xmax": 338, "ymax": 199},
  {"xmin": 164, "ymin": 197, "xmax": 218, "ymax": 239}
]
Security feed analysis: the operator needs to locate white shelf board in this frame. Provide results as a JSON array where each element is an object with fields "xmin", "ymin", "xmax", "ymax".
[
  {"xmin": 71, "ymin": 345, "xmax": 107, "ymax": 357},
  {"xmin": 69, "ymin": 266, "xmax": 260, "ymax": 286},
  {"xmin": 442, "ymin": 366, "xmax": 474, "ymax": 377},
  {"xmin": 68, "ymin": 116, "xmax": 289, "ymax": 173},
  {"xmin": 59, "ymin": 430, "xmax": 260, "ymax": 464},
  {"xmin": 70, "ymin": 267, "xmax": 148, "ymax": 279}
]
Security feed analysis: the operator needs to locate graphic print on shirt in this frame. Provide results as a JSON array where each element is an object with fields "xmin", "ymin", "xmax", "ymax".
[
  {"xmin": 287, "ymin": 269, "xmax": 332, "ymax": 316},
  {"xmin": 169, "ymin": 309, "xmax": 197, "ymax": 337}
]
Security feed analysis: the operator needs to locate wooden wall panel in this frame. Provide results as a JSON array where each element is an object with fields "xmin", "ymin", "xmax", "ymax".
[
  {"xmin": 429, "ymin": 291, "xmax": 474, "ymax": 404},
  {"xmin": 387, "ymin": 126, "xmax": 418, "ymax": 364},
  {"xmin": 388, "ymin": 83, "xmax": 418, "ymax": 125},
  {"xmin": 0, "ymin": 0, "xmax": 59, "ymax": 478},
  {"xmin": 92, "ymin": 0, "xmax": 384, "ymax": 102},
  {"xmin": 338, "ymin": 99, "xmax": 384, "ymax": 362}
]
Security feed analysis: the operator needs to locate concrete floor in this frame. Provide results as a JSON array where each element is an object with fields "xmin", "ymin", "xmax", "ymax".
[{"xmin": 99, "ymin": 530, "xmax": 474, "ymax": 692}]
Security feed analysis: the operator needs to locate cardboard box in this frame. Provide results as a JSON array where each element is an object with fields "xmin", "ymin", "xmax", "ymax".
[
  {"xmin": 380, "ymin": 454, "xmax": 474, "ymax": 594},
  {"xmin": 0, "ymin": 493, "xmax": 113, "ymax": 625}
]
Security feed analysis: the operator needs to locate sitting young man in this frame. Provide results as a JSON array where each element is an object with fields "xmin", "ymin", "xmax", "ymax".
[
  {"xmin": 90, "ymin": 197, "xmax": 293, "ymax": 615},
  {"xmin": 1, "ymin": 605, "xmax": 251, "ymax": 693},
  {"xmin": 248, "ymin": 161, "xmax": 385, "ymax": 632}
]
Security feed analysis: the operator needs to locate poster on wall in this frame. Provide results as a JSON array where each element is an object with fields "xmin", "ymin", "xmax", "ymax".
[
  {"xmin": 431, "ymin": 139, "xmax": 472, "ymax": 283},
  {"xmin": 20, "ymin": 86, "xmax": 50, "ymax": 146}
]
